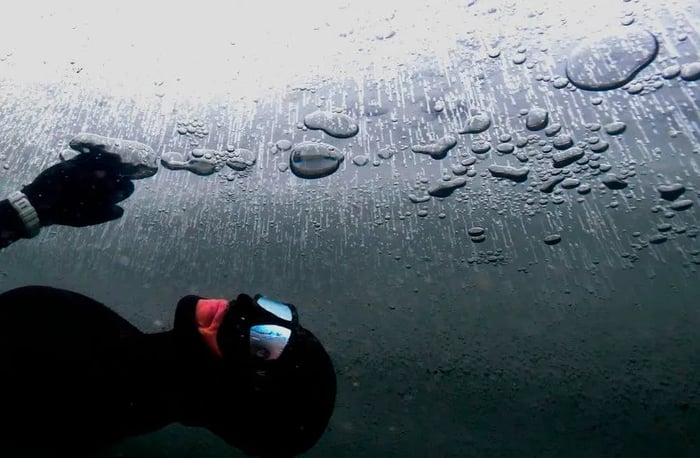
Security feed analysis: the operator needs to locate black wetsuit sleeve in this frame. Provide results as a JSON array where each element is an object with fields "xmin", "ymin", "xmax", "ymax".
[{"xmin": 0, "ymin": 199, "xmax": 29, "ymax": 249}]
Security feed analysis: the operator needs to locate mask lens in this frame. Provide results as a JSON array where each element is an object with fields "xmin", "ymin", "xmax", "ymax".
[
  {"xmin": 256, "ymin": 296, "xmax": 293, "ymax": 321},
  {"xmin": 249, "ymin": 324, "xmax": 292, "ymax": 360}
]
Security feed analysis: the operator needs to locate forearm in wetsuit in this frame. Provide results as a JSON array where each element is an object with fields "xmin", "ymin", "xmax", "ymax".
[{"xmin": 0, "ymin": 199, "xmax": 30, "ymax": 250}]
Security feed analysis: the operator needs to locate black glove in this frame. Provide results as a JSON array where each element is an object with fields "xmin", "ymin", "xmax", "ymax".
[{"xmin": 22, "ymin": 153, "xmax": 135, "ymax": 227}]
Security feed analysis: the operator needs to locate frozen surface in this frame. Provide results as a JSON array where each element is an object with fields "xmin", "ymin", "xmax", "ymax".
[{"xmin": 0, "ymin": 0, "xmax": 699, "ymax": 457}]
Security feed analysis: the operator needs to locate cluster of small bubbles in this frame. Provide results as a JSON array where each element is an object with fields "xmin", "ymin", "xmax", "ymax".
[
  {"xmin": 619, "ymin": 250, "xmax": 640, "ymax": 264},
  {"xmin": 176, "ymin": 119, "xmax": 209, "ymax": 139},
  {"xmin": 466, "ymin": 248, "xmax": 507, "ymax": 265},
  {"xmin": 433, "ymin": 100, "xmax": 445, "ymax": 113},
  {"xmin": 226, "ymin": 148, "xmax": 257, "ymax": 171},
  {"xmin": 621, "ymin": 73, "xmax": 664, "ymax": 95},
  {"xmin": 629, "ymin": 222, "xmax": 699, "ymax": 249}
]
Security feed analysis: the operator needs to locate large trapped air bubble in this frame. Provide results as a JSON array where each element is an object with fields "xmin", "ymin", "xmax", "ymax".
[
  {"xmin": 68, "ymin": 133, "xmax": 159, "ymax": 178},
  {"xmin": 488, "ymin": 165, "xmax": 530, "ymax": 182},
  {"xmin": 160, "ymin": 152, "xmax": 218, "ymax": 176},
  {"xmin": 303, "ymin": 111, "xmax": 359, "ymax": 138},
  {"xmin": 458, "ymin": 113, "xmax": 491, "ymax": 134},
  {"xmin": 289, "ymin": 141, "xmax": 345, "ymax": 179},
  {"xmin": 565, "ymin": 28, "xmax": 658, "ymax": 91},
  {"xmin": 411, "ymin": 135, "xmax": 458, "ymax": 160}
]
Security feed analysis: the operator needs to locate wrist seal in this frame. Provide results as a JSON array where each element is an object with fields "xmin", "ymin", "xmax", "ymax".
[{"xmin": 7, "ymin": 191, "xmax": 40, "ymax": 238}]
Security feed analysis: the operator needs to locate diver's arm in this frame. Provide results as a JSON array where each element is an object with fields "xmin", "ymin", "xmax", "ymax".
[
  {"xmin": 0, "ymin": 199, "xmax": 30, "ymax": 249},
  {"xmin": 1, "ymin": 153, "xmax": 137, "ymax": 251}
]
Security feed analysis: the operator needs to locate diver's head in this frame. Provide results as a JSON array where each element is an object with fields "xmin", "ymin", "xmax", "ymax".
[{"xmin": 174, "ymin": 293, "xmax": 337, "ymax": 457}]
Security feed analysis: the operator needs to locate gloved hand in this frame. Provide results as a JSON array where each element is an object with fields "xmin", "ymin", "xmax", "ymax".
[{"xmin": 21, "ymin": 153, "xmax": 135, "ymax": 227}]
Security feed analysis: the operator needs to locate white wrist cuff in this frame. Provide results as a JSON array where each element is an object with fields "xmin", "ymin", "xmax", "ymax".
[{"xmin": 8, "ymin": 191, "xmax": 41, "ymax": 238}]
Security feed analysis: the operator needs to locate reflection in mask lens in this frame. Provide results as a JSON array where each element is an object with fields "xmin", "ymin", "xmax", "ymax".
[
  {"xmin": 256, "ymin": 296, "xmax": 293, "ymax": 321},
  {"xmin": 250, "ymin": 324, "xmax": 292, "ymax": 360}
]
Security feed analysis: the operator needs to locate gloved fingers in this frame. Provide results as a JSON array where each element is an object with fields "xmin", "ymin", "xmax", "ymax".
[
  {"xmin": 62, "ymin": 205, "xmax": 125, "ymax": 227},
  {"xmin": 77, "ymin": 169, "xmax": 134, "ymax": 202},
  {"xmin": 86, "ymin": 204, "xmax": 125, "ymax": 225},
  {"xmin": 107, "ymin": 178, "xmax": 135, "ymax": 204},
  {"xmin": 70, "ymin": 151, "xmax": 124, "ymax": 168},
  {"xmin": 37, "ymin": 152, "xmax": 122, "ymax": 183},
  {"xmin": 64, "ymin": 153, "xmax": 127, "ymax": 187},
  {"xmin": 103, "ymin": 204, "xmax": 125, "ymax": 222}
]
